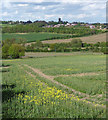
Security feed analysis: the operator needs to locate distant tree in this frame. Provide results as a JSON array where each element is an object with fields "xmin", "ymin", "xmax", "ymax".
[
  {"xmin": 35, "ymin": 40, "xmax": 43, "ymax": 48},
  {"xmin": 18, "ymin": 38, "xmax": 27, "ymax": 47},
  {"xmin": 9, "ymin": 44, "xmax": 25, "ymax": 58},
  {"xmin": 26, "ymin": 20, "xmax": 32, "ymax": 24},
  {"xmin": 70, "ymin": 39, "xmax": 82, "ymax": 48},
  {"xmin": 101, "ymin": 47, "xmax": 108, "ymax": 54},
  {"xmin": 3, "ymin": 38, "xmax": 16, "ymax": 46},
  {"xmin": 2, "ymin": 44, "xmax": 10, "ymax": 59},
  {"xmin": 50, "ymin": 44, "xmax": 56, "ymax": 51}
]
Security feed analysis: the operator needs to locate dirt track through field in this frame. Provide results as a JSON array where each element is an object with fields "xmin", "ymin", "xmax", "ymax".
[
  {"xmin": 19, "ymin": 65, "xmax": 47, "ymax": 86},
  {"xmin": 23, "ymin": 64, "xmax": 103, "ymax": 98},
  {"xmin": 24, "ymin": 64, "xmax": 90, "ymax": 96},
  {"xmin": 56, "ymin": 72, "xmax": 100, "ymax": 77},
  {"xmin": 22, "ymin": 64, "xmax": 105, "ymax": 108}
]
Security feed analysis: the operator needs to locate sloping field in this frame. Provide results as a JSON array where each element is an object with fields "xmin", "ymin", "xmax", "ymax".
[
  {"xmin": 42, "ymin": 33, "xmax": 106, "ymax": 44},
  {"xmin": 2, "ymin": 32, "xmax": 72, "ymax": 43},
  {"xmin": 2, "ymin": 53, "xmax": 106, "ymax": 118},
  {"xmin": 2, "ymin": 32, "xmax": 106, "ymax": 44}
]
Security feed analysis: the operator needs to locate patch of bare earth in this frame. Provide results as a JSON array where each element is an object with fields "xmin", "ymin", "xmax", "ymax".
[
  {"xmin": 25, "ymin": 33, "xmax": 106, "ymax": 46},
  {"xmin": 25, "ymin": 52, "xmax": 103, "ymax": 58},
  {"xmin": 2, "ymin": 66, "xmax": 10, "ymax": 69},
  {"xmin": 15, "ymin": 33, "xmax": 28, "ymax": 34},
  {"xmin": 56, "ymin": 72, "xmax": 99, "ymax": 77},
  {"xmin": 42, "ymin": 33, "xmax": 106, "ymax": 44}
]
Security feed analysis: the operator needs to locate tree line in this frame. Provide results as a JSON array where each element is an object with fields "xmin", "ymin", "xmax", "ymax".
[
  {"xmin": 2, "ymin": 24, "xmax": 106, "ymax": 37},
  {"xmin": 26, "ymin": 39, "xmax": 108, "ymax": 54},
  {"xmin": 2, "ymin": 38, "xmax": 108, "ymax": 59}
]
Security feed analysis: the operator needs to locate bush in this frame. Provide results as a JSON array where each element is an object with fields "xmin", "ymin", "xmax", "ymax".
[
  {"xmin": 3, "ymin": 38, "xmax": 16, "ymax": 46},
  {"xmin": 2, "ymin": 44, "xmax": 10, "ymax": 59},
  {"xmin": 9, "ymin": 44, "xmax": 25, "ymax": 58},
  {"xmin": 70, "ymin": 39, "xmax": 82, "ymax": 48},
  {"xmin": 101, "ymin": 47, "xmax": 108, "ymax": 54}
]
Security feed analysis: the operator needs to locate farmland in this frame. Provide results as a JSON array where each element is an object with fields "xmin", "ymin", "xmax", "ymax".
[
  {"xmin": 2, "ymin": 32, "xmax": 106, "ymax": 44},
  {"xmin": 0, "ymin": 24, "xmax": 16, "ymax": 27},
  {"xmin": 42, "ymin": 33, "xmax": 106, "ymax": 44},
  {"xmin": 2, "ymin": 32, "xmax": 73, "ymax": 43},
  {"xmin": 2, "ymin": 53, "xmax": 106, "ymax": 118}
]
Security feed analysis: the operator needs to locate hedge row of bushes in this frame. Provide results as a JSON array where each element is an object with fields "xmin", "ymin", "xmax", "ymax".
[
  {"xmin": 26, "ymin": 39, "xmax": 108, "ymax": 54},
  {"xmin": 2, "ymin": 38, "xmax": 108, "ymax": 59}
]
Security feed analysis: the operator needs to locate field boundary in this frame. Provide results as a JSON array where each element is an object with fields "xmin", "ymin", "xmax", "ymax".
[{"xmin": 19, "ymin": 65, "xmax": 47, "ymax": 87}]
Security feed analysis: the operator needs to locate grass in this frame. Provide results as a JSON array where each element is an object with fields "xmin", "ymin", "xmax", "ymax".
[
  {"xmin": 25, "ymin": 52, "xmax": 103, "ymax": 58},
  {"xmin": 2, "ymin": 32, "xmax": 73, "ymax": 43},
  {"xmin": 21, "ymin": 54, "xmax": 106, "ymax": 76},
  {"xmin": 54, "ymin": 74, "xmax": 106, "ymax": 95},
  {"xmin": 2, "ymin": 53, "xmax": 106, "ymax": 118},
  {"xmin": 0, "ymin": 24, "xmax": 16, "ymax": 27}
]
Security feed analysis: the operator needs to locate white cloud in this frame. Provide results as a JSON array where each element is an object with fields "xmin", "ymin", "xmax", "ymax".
[
  {"xmin": 2, "ymin": 0, "xmax": 107, "ymax": 22},
  {"xmin": 44, "ymin": 14, "xmax": 64, "ymax": 20},
  {"xmin": 15, "ymin": 10, "xmax": 18, "ymax": 14},
  {"xmin": 44, "ymin": 13, "xmax": 90, "ymax": 20},
  {"xmin": 3, "ymin": 0, "xmax": 107, "ymax": 4},
  {"xmin": 82, "ymin": 3, "xmax": 106, "ymax": 11},
  {"xmin": 17, "ymin": 4, "xmax": 28, "ymax": 7},
  {"xmin": 34, "ymin": 6, "xmax": 45, "ymax": 10},
  {"xmin": 2, "ymin": 12, "xmax": 8, "ymax": 16}
]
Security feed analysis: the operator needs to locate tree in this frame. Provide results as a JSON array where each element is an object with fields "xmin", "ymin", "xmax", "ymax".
[
  {"xmin": 18, "ymin": 38, "xmax": 27, "ymax": 47},
  {"xmin": 70, "ymin": 39, "xmax": 82, "ymax": 48},
  {"xmin": 35, "ymin": 40, "xmax": 43, "ymax": 48},
  {"xmin": 2, "ymin": 44, "xmax": 10, "ymax": 59},
  {"xmin": 3, "ymin": 38, "xmax": 16, "ymax": 46},
  {"xmin": 9, "ymin": 44, "xmax": 25, "ymax": 58}
]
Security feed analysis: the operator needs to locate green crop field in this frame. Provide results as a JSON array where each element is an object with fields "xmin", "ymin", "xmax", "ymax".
[
  {"xmin": 0, "ymin": 24, "xmax": 16, "ymax": 27},
  {"xmin": 2, "ymin": 32, "xmax": 72, "ymax": 43},
  {"xmin": 2, "ymin": 53, "xmax": 106, "ymax": 118}
]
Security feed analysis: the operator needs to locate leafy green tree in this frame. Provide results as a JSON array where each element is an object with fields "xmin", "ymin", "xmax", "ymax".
[
  {"xmin": 9, "ymin": 44, "xmax": 25, "ymax": 58},
  {"xmin": 2, "ymin": 44, "xmax": 10, "ymax": 59},
  {"xmin": 35, "ymin": 40, "xmax": 43, "ymax": 48},
  {"xmin": 3, "ymin": 38, "xmax": 16, "ymax": 46},
  {"xmin": 18, "ymin": 38, "xmax": 27, "ymax": 47},
  {"xmin": 70, "ymin": 39, "xmax": 82, "ymax": 48},
  {"xmin": 50, "ymin": 44, "xmax": 56, "ymax": 51}
]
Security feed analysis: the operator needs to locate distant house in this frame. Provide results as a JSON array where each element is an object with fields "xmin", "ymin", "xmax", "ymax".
[
  {"xmin": 65, "ymin": 23, "xmax": 71, "ymax": 26},
  {"xmin": 54, "ymin": 24, "xmax": 64, "ymax": 27},
  {"xmin": 9, "ymin": 21, "xmax": 14, "ymax": 25},
  {"xmin": 89, "ymin": 25, "xmax": 95, "ymax": 29},
  {"xmin": 45, "ymin": 25, "xmax": 53, "ymax": 28},
  {"xmin": 85, "ymin": 24, "xmax": 89, "ymax": 27},
  {"xmin": 71, "ymin": 24, "xmax": 77, "ymax": 26},
  {"xmin": 100, "ymin": 25, "xmax": 102, "ymax": 29}
]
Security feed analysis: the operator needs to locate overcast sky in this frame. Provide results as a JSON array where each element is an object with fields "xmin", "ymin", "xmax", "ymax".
[{"xmin": 1, "ymin": 0, "xmax": 108, "ymax": 23}]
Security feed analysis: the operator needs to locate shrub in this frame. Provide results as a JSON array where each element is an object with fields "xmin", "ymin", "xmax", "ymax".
[
  {"xmin": 35, "ymin": 40, "xmax": 43, "ymax": 48},
  {"xmin": 2, "ymin": 44, "xmax": 10, "ymax": 59},
  {"xmin": 70, "ymin": 39, "xmax": 82, "ymax": 48},
  {"xmin": 101, "ymin": 47, "xmax": 108, "ymax": 54},
  {"xmin": 3, "ymin": 38, "xmax": 16, "ymax": 46},
  {"xmin": 9, "ymin": 44, "xmax": 25, "ymax": 58}
]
